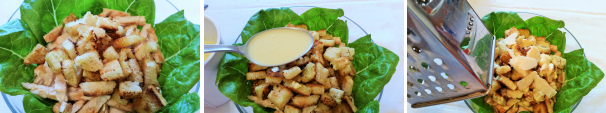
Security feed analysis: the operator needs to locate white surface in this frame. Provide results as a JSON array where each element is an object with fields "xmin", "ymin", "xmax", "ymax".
[
  {"xmin": 203, "ymin": 0, "xmax": 405, "ymax": 112},
  {"xmin": 203, "ymin": 15, "xmax": 230, "ymax": 108},
  {"xmin": 0, "ymin": 0, "xmax": 200, "ymax": 112}
]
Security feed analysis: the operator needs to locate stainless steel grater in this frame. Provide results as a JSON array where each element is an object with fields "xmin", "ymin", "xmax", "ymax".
[{"xmin": 407, "ymin": 0, "xmax": 496, "ymax": 108}]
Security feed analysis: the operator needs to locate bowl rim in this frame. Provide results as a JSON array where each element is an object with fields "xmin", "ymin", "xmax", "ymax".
[
  {"xmin": 204, "ymin": 15, "xmax": 222, "ymax": 65},
  {"xmin": 463, "ymin": 11, "xmax": 583, "ymax": 113}
]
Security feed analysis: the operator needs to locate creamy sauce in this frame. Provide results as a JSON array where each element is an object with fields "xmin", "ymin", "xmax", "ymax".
[
  {"xmin": 244, "ymin": 28, "xmax": 312, "ymax": 66},
  {"xmin": 204, "ymin": 41, "xmax": 217, "ymax": 61}
]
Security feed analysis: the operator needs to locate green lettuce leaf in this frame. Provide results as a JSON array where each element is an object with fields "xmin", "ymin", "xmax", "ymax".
[
  {"xmin": 300, "ymin": 7, "xmax": 344, "ymax": 31},
  {"xmin": 327, "ymin": 19, "xmax": 349, "ymax": 46},
  {"xmin": 470, "ymin": 11, "xmax": 604, "ymax": 113},
  {"xmin": 348, "ymin": 34, "xmax": 399, "ymax": 107},
  {"xmin": 481, "ymin": 12, "xmax": 526, "ymax": 39},
  {"xmin": 240, "ymin": 7, "xmax": 303, "ymax": 43},
  {"xmin": 0, "ymin": 20, "xmax": 38, "ymax": 95},
  {"xmin": 20, "ymin": 0, "xmax": 103, "ymax": 44},
  {"xmin": 98, "ymin": 0, "xmax": 156, "ymax": 25},
  {"xmin": 356, "ymin": 100, "xmax": 380, "ymax": 113},
  {"xmin": 158, "ymin": 93, "xmax": 200, "ymax": 113},
  {"xmin": 554, "ymin": 49, "xmax": 604, "ymax": 112},
  {"xmin": 155, "ymin": 10, "xmax": 201, "ymax": 107},
  {"xmin": 23, "ymin": 93, "xmax": 55, "ymax": 113},
  {"xmin": 524, "ymin": 16, "xmax": 566, "ymax": 53}
]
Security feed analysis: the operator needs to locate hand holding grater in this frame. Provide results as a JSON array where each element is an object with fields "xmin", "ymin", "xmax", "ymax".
[{"xmin": 407, "ymin": 0, "xmax": 496, "ymax": 108}]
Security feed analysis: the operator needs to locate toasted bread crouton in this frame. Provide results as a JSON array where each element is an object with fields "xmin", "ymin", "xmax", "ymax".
[
  {"xmin": 109, "ymin": 107, "xmax": 127, "ymax": 113},
  {"xmin": 247, "ymin": 71, "xmax": 267, "ymax": 80},
  {"xmin": 310, "ymin": 52, "xmax": 327, "ymax": 67},
  {"xmin": 315, "ymin": 63, "xmax": 329, "ymax": 85},
  {"xmin": 330, "ymin": 57, "xmax": 350, "ymax": 71},
  {"xmin": 302, "ymin": 63, "xmax": 316, "ymax": 83},
  {"xmin": 106, "ymin": 99, "xmax": 134, "ymax": 112},
  {"xmin": 113, "ymin": 35, "xmax": 145, "ymax": 48},
  {"xmin": 344, "ymin": 96, "xmax": 357, "ymax": 112},
  {"xmin": 319, "ymin": 39, "xmax": 335, "ymax": 47},
  {"xmin": 111, "ymin": 88, "xmax": 129, "ymax": 106},
  {"xmin": 302, "ymin": 105, "xmax": 317, "ymax": 113},
  {"xmin": 62, "ymin": 13, "xmax": 77, "ymax": 24},
  {"xmin": 284, "ymin": 79, "xmax": 311, "ymax": 96},
  {"xmin": 266, "ymin": 68, "xmax": 284, "ymax": 85},
  {"xmin": 46, "ymin": 50, "xmax": 70, "ymax": 73},
  {"xmin": 497, "ymin": 75, "xmax": 517, "ymax": 90},
  {"xmin": 118, "ymin": 59, "xmax": 132, "ymax": 77},
  {"xmin": 317, "ymin": 30, "xmax": 327, "ymax": 37},
  {"xmin": 329, "ymin": 88, "xmax": 344, "ymax": 104},
  {"xmin": 124, "ymin": 25, "xmax": 139, "ymax": 36},
  {"xmin": 96, "ymin": 17, "xmax": 120, "ymax": 31},
  {"xmin": 283, "ymin": 67, "xmax": 302, "ymax": 79},
  {"xmin": 314, "ymin": 103, "xmax": 331, "ymax": 113},
  {"xmin": 34, "ymin": 63, "xmax": 55, "ymax": 86},
  {"xmin": 78, "ymin": 95, "xmax": 110, "ymax": 113},
  {"xmin": 285, "ymin": 105, "xmax": 302, "ymax": 113},
  {"xmin": 127, "ymin": 59, "xmax": 143, "ymax": 83},
  {"xmin": 98, "ymin": 8, "xmax": 131, "ymax": 18},
  {"xmin": 255, "ymin": 83, "xmax": 271, "ymax": 99},
  {"xmin": 83, "ymin": 70, "xmax": 101, "ymax": 81},
  {"xmin": 323, "ymin": 77, "xmax": 339, "ymax": 90},
  {"xmin": 307, "ymin": 84, "xmax": 324, "ymax": 95},
  {"xmin": 151, "ymin": 50, "xmax": 165, "ymax": 64},
  {"xmin": 119, "ymin": 81, "xmax": 142, "ymax": 99},
  {"xmin": 103, "ymin": 46, "xmax": 119, "ymax": 62},
  {"xmin": 310, "ymin": 31, "xmax": 320, "ymax": 40},
  {"xmin": 268, "ymin": 87, "xmax": 294, "ymax": 110},
  {"xmin": 248, "ymin": 95, "xmax": 277, "ymax": 108},
  {"xmin": 295, "ymin": 24, "xmax": 308, "ymax": 30},
  {"xmin": 55, "ymin": 74, "xmax": 68, "ymax": 102},
  {"xmin": 62, "ymin": 60, "xmax": 79, "ymax": 87},
  {"xmin": 100, "ymin": 60, "xmax": 125, "ymax": 81},
  {"xmin": 22, "ymin": 82, "xmax": 57, "ymax": 100},
  {"xmin": 75, "ymin": 40, "xmax": 97, "ymax": 55},
  {"xmin": 24, "ymin": 44, "xmax": 50, "ymax": 65},
  {"xmin": 79, "ymin": 81, "xmax": 116, "ymax": 96},
  {"xmin": 119, "ymin": 48, "xmax": 135, "ymax": 60},
  {"xmin": 134, "ymin": 85, "xmax": 168, "ymax": 113},
  {"xmin": 44, "ymin": 25, "xmax": 63, "ymax": 42},
  {"xmin": 290, "ymin": 95, "xmax": 320, "ymax": 108},
  {"xmin": 341, "ymin": 75, "xmax": 354, "ymax": 96},
  {"xmin": 53, "ymin": 102, "xmax": 73, "ymax": 113},
  {"xmin": 320, "ymin": 93, "xmax": 336, "ymax": 107},
  {"xmin": 61, "ymin": 39, "xmax": 77, "ymax": 59},
  {"xmin": 75, "ymin": 52, "xmax": 103, "ymax": 71},
  {"xmin": 139, "ymin": 24, "xmax": 152, "ymax": 39},
  {"xmin": 114, "ymin": 16, "xmax": 146, "ymax": 26},
  {"xmin": 286, "ymin": 23, "xmax": 295, "ymax": 27},
  {"xmin": 72, "ymin": 100, "xmax": 86, "ymax": 113},
  {"xmin": 323, "ymin": 47, "xmax": 341, "ymax": 62},
  {"xmin": 332, "ymin": 102, "xmax": 353, "ymax": 113},
  {"xmin": 142, "ymin": 59, "xmax": 159, "ymax": 87},
  {"xmin": 134, "ymin": 40, "xmax": 156, "ymax": 60}
]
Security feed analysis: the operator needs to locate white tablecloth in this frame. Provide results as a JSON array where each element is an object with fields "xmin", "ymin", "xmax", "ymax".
[
  {"xmin": 407, "ymin": 0, "xmax": 606, "ymax": 112},
  {"xmin": 203, "ymin": 0, "xmax": 405, "ymax": 112},
  {"xmin": 0, "ymin": 0, "xmax": 200, "ymax": 112}
]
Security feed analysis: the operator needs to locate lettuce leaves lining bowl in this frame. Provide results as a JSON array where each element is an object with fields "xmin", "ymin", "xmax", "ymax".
[
  {"xmin": 0, "ymin": 0, "xmax": 200, "ymax": 112},
  {"xmin": 215, "ymin": 6, "xmax": 399, "ymax": 113},
  {"xmin": 464, "ymin": 12, "xmax": 604, "ymax": 113}
]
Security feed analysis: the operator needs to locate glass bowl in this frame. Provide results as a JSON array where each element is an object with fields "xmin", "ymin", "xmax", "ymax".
[
  {"xmin": 1, "ymin": 1, "xmax": 201, "ymax": 113},
  {"xmin": 230, "ymin": 6, "xmax": 384, "ymax": 113},
  {"xmin": 464, "ymin": 12, "xmax": 584, "ymax": 113}
]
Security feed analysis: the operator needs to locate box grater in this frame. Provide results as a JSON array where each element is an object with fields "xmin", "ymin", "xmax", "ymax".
[{"xmin": 407, "ymin": 0, "xmax": 496, "ymax": 108}]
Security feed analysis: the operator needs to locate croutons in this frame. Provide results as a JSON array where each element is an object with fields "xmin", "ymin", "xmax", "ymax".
[
  {"xmin": 266, "ymin": 68, "xmax": 284, "ymax": 85},
  {"xmin": 302, "ymin": 63, "xmax": 316, "ymax": 83},
  {"xmin": 127, "ymin": 59, "xmax": 143, "ymax": 83},
  {"xmin": 79, "ymin": 81, "xmax": 116, "ymax": 96},
  {"xmin": 268, "ymin": 86, "xmax": 294, "ymax": 110},
  {"xmin": 61, "ymin": 39, "xmax": 77, "ymax": 59},
  {"xmin": 307, "ymin": 84, "xmax": 324, "ymax": 95},
  {"xmin": 99, "ymin": 8, "xmax": 131, "ymax": 18},
  {"xmin": 24, "ymin": 44, "xmax": 50, "ymax": 65},
  {"xmin": 61, "ymin": 60, "xmax": 79, "ymax": 86},
  {"xmin": 255, "ymin": 83, "xmax": 271, "ymax": 99},
  {"xmin": 315, "ymin": 63, "xmax": 329, "ymax": 85},
  {"xmin": 142, "ymin": 59, "xmax": 159, "ymax": 87},
  {"xmin": 78, "ymin": 95, "xmax": 110, "ymax": 113},
  {"xmin": 103, "ymin": 46, "xmax": 119, "ymax": 62},
  {"xmin": 44, "ymin": 25, "xmax": 64, "ymax": 42},
  {"xmin": 341, "ymin": 75, "xmax": 354, "ymax": 96},
  {"xmin": 83, "ymin": 70, "xmax": 101, "ymax": 81},
  {"xmin": 134, "ymin": 85, "xmax": 168, "ymax": 113},
  {"xmin": 113, "ymin": 35, "xmax": 145, "ymax": 48},
  {"xmin": 290, "ymin": 95, "xmax": 320, "ymax": 108},
  {"xmin": 247, "ymin": 71, "xmax": 267, "ymax": 80},
  {"xmin": 119, "ymin": 81, "xmax": 142, "ymax": 99},
  {"xmin": 497, "ymin": 75, "xmax": 517, "ymax": 90},
  {"xmin": 75, "ymin": 52, "xmax": 104, "ymax": 71},
  {"xmin": 285, "ymin": 105, "xmax": 302, "ymax": 113},
  {"xmin": 302, "ymin": 105, "xmax": 317, "ymax": 113},
  {"xmin": 46, "ymin": 50, "xmax": 70, "ymax": 73},
  {"xmin": 329, "ymin": 88, "xmax": 344, "ymax": 104},
  {"xmin": 100, "ymin": 60, "xmax": 125, "ymax": 81},
  {"xmin": 284, "ymin": 79, "xmax": 311, "ymax": 96},
  {"xmin": 134, "ymin": 40, "xmax": 158, "ymax": 60},
  {"xmin": 283, "ymin": 67, "xmax": 302, "ymax": 79},
  {"xmin": 247, "ymin": 95, "xmax": 276, "ymax": 108},
  {"xmin": 34, "ymin": 63, "xmax": 55, "ymax": 86},
  {"xmin": 106, "ymin": 99, "xmax": 134, "ymax": 112},
  {"xmin": 319, "ymin": 39, "xmax": 335, "ymax": 47},
  {"xmin": 114, "ymin": 16, "xmax": 146, "ymax": 26}
]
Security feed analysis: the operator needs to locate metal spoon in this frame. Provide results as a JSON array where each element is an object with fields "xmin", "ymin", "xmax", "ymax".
[{"xmin": 204, "ymin": 27, "xmax": 314, "ymax": 67}]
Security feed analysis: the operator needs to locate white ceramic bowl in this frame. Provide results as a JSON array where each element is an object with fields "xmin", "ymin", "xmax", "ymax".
[{"xmin": 203, "ymin": 15, "xmax": 230, "ymax": 108}]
